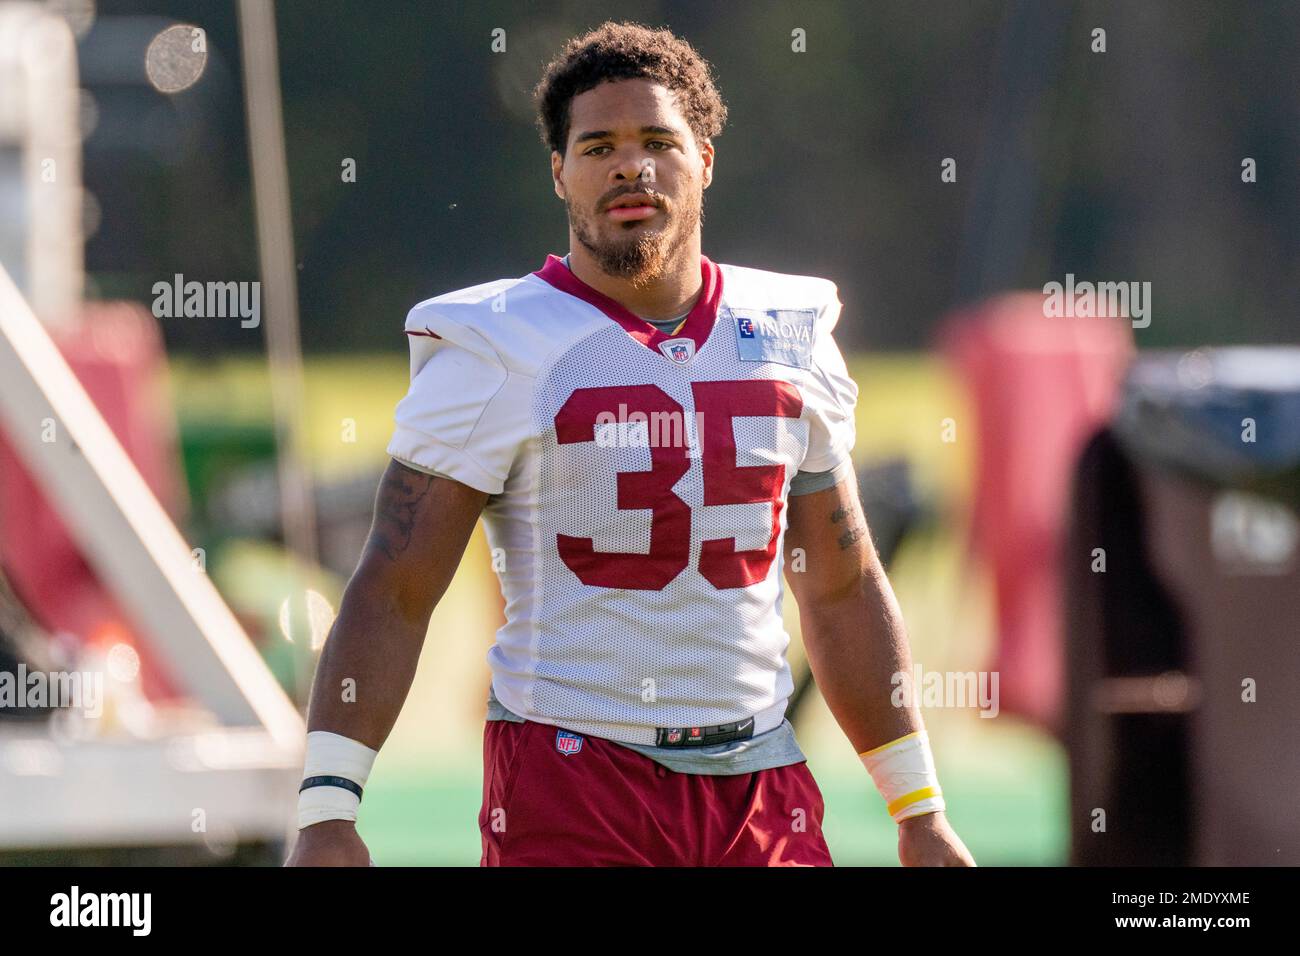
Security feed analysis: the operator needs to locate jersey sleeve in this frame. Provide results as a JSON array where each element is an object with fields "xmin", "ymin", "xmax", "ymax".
[
  {"xmin": 385, "ymin": 304, "xmax": 531, "ymax": 495},
  {"xmin": 799, "ymin": 284, "xmax": 859, "ymax": 474}
]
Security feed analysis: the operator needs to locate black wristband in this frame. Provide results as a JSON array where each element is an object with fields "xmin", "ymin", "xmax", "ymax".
[{"xmin": 299, "ymin": 775, "xmax": 364, "ymax": 801}]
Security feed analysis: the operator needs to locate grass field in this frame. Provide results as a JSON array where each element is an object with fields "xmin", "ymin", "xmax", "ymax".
[{"xmin": 168, "ymin": 352, "xmax": 1070, "ymax": 865}]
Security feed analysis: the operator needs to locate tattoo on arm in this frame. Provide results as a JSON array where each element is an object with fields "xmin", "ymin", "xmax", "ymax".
[
  {"xmin": 370, "ymin": 463, "xmax": 434, "ymax": 561},
  {"xmin": 830, "ymin": 503, "xmax": 867, "ymax": 551}
]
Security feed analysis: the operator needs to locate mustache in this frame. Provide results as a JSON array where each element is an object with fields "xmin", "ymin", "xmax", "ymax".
[{"xmin": 600, "ymin": 187, "xmax": 669, "ymax": 210}]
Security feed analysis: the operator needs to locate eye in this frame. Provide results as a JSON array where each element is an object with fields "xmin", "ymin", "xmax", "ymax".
[
  {"xmin": 647, "ymin": 140, "xmax": 673, "ymax": 150},
  {"xmin": 585, "ymin": 145, "xmax": 612, "ymax": 156}
]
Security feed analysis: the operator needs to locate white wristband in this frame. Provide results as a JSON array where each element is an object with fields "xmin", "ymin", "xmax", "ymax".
[
  {"xmin": 297, "ymin": 731, "xmax": 378, "ymax": 830},
  {"xmin": 859, "ymin": 730, "xmax": 946, "ymax": 823}
]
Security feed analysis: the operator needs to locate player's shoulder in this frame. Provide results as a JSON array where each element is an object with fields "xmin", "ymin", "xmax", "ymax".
[
  {"xmin": 402, "ymin": 269, "xmax": 584, "ymax": 377},
  {"xmin": 717, "ymin": 261, "xmax": 839, "ymax": 308},
  {"xmin": 716, "ymin": 261, "xmax": 843, "ymax": 332}
]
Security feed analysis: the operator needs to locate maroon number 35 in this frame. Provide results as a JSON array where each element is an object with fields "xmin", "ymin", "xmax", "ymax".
[{"xmin": 554, "ymin": 380, "xmax": 802, "ymax": 591}]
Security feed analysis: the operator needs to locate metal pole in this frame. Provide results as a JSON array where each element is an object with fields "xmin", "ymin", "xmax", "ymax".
[
  {"xmin": 0, "ymin": 264, "xmax": 304, "ymax": 746},
  {"xmin": 236, "ymin": 0, "xmax": 318, "ymax": 703}
]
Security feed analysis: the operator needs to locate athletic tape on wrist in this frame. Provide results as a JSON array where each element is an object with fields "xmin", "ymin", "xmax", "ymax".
[
  {"xmin": 297, "ymin": 731, "xmax": 378, "ymax": 830},
  {"xmin": 858, "ymin": 729, "xmax": 946, "ymax": 823}
]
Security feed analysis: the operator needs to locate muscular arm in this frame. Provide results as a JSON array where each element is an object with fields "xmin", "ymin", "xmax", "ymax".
[
  {"xmin": 783, "ymin": 473, "xmax": 921, "ymax": 755},
  {"xmin": 305, "ymin": 459, "xmax": 489, "ymax": 749},
  {"xmin": 784, "ymin": 473, "xmax": 975, "ymax": 864}
]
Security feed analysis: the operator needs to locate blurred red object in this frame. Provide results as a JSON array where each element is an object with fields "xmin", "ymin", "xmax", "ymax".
[
  {"xmin": 941, "ymin": 292, "xmax": 1133, "ymax": 736},
  {"xmin": 0, "ymin": 302, "xmax": 187, "ymax": 701}
]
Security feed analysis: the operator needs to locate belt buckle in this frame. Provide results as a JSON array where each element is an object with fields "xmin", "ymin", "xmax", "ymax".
[{"xmin": 655, "ymin": 716, "xmax": 756, "ymax": 748}]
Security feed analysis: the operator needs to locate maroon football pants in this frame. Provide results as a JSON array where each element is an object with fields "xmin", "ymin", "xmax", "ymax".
[{"xmin": 478, "ymin": 718, "xmax": 834, "ymax": 866}]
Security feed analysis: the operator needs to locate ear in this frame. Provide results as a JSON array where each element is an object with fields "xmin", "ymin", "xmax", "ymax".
[
  {"xmin": 700, "ymin": 139, "xmax": 715, "ymax": 190},
  {"xmin": 551, "ymin": 150, "xmax": 566, "ymax": 200}
]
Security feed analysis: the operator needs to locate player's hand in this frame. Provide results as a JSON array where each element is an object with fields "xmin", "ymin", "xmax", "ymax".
[
  {"xmin": 284, "ymin": 820, "xmax": 373, "ymax": 866},
  {"xmin": 897, "ymin": 811, "xmax": 976, "ymax": 867}
]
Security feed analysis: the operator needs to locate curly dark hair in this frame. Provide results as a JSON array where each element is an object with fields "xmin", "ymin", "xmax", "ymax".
[{"xmin": 534, "ymin": 21, "xmax": 728, "ymax": 156}]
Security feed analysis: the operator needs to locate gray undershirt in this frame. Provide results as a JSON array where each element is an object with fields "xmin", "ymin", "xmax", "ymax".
[{"xmin": 486, "ymin": 683, "xmax": 808, "ymax": 776}]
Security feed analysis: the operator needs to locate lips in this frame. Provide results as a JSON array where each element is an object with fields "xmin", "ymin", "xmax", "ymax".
[
  {"xmin": 607, "ymin": 205, "xmax": 658, "ymax": 222},
  {"xmin": 605, "ymin": 194, "xmax": 660, "ymax": 222}
]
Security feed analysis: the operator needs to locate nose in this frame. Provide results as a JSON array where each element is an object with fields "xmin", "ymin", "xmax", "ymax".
[{"xmin": 612, "ymin": 151, "xmax": 655, "ymax": 185}]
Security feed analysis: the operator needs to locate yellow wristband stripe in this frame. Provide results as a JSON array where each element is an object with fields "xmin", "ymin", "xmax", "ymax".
[
  {"xmin": 858, "ymin": 731, "xmax": 920, "ymax": 759},
  {"xmin": 887, "ymin": 786, "xmax": 942, "ymax": 817}
]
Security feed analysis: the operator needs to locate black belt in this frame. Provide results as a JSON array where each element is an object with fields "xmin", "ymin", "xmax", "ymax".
[{"xmin": 655, "ymin": 716, "xmax": 756, "ymax": 747}]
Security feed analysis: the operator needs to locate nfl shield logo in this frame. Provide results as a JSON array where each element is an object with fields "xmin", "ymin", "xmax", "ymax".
[
  {"xmin": 659, "ymin": 337, "xmax": 695, "ymax": 365},
  {"xmin": 555, "ymin": 730, "xmax": 584, "ymax": 756},
  {"xmin": 667, "ymin": 729, "xmax": 683, "ymax": 744}
]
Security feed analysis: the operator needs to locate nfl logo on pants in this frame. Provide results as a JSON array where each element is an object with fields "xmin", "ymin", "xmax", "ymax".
[{"xmin": 555, "ymin": 730, "xmax": 584, "ymax": 756}]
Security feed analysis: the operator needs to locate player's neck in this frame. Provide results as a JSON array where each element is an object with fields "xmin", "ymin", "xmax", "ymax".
[{"xmin": 565, "ymin": 241, "xmax": 703, "ymax": 323}]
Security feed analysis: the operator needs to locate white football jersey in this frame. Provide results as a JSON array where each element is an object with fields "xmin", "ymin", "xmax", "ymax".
[{"xmin": 387, "ymin": 254, "xmax": 858, "ymax": 746}]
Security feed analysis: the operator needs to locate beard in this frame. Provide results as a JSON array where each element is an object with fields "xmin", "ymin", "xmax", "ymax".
[{"xmin": 567, "ymin": 184, "xmax": 703, "ymax": 288}]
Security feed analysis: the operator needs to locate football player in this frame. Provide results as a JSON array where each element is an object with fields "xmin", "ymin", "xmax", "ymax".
[{"xmin": 288, "ymin": 21, "xmax": 974, "ymax": 867}]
